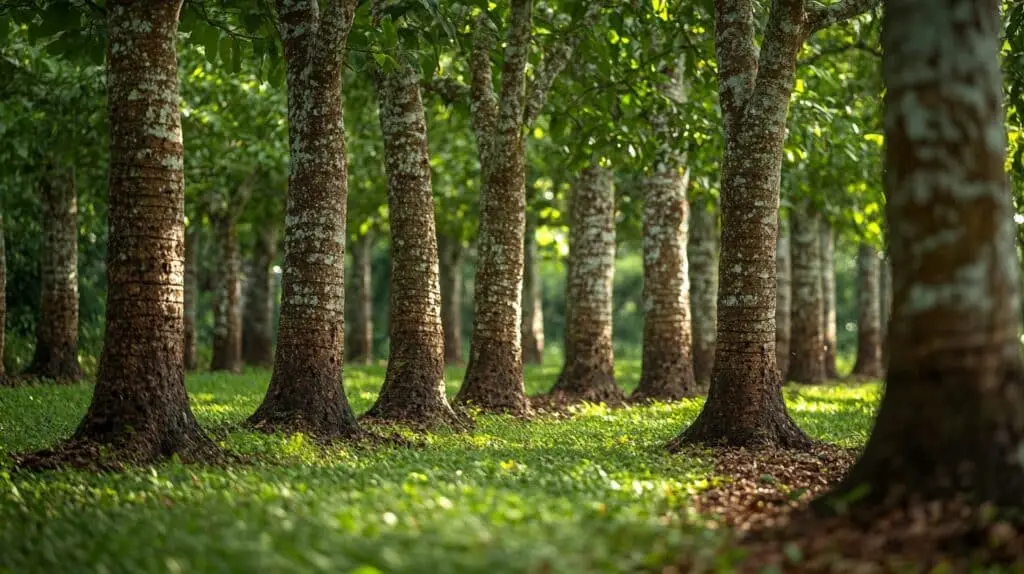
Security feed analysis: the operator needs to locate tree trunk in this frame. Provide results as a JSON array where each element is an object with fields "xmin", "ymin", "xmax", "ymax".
[
  {"xmin": 27, "ymin": 166, "xmax": 81, "ymax": 381},
  {"xmin": 521, "ymin": 214, "xmax": 545, "ymax": 364},
  {"xmin": 437, "ymin": 232, "xmax": 464, "ymax": 366},
  {"xmin": 0, "ymin": 212, "xmax": 6, "ymax": 386},
  {"xmin": 688, "ymin": 198, "xmax": 718, "ymax": 392},
  {"xmin": 210, "ymin": 213, "xmax": 242, "ymax": 373},
  {"xmin": 183, "ymin": 226, "xmax": 199, "ymax": 371},
  {"xmin": 775, "ymin": 216, "xmax": 792, "ymax": 382},
  {"xmin": 247, "ymin": 0, "xmax": 361, "ymax": 440},
  {"xmin": 242, "ymin": 228, "xmax": 276, "ymax": 368},
  {"xmin": 22, "ymin": 0, "xmax": 216, "ymax": 467},
  {"xmin": 455, "ymin": 2, "xmax": 533, "ymax": 415},
  {"xmin": 786, "ymin": 201, "xmax": 825, "ymax": 384},
  {"xmin": 362, "ymin": 60, "xmax": 460, "ymax": 428},
  {"xmin": 549, "ymin": 165, "xmax": 622, "ymax": 404},
  {"xmin": 821, "ymin": 223, "xmax": 839, "ymax": 379},
  {"xmin": 879, "ymin": 251, "xmax": 891, "ymax": 369},
  {"xmin": 347, "ymin": 232, "xmax": 374, "ymax": 364},
  {"xmin": 632, "ymin": 165, "xmax": 698, "ymax": 401},
  {"xmin": 852, "ymin": 244, "xmax": 883, "ymax": 378},
  {"xmin": 816, "ymin": 0, "xmax": 1024, "ymax": 513}
]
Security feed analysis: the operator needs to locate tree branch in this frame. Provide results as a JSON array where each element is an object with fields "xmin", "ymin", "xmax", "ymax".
[
  {"xmin": 495, "ymin": 0, "xmax": 533, "ymax": 136},
  {"xmin": 421, "ymin": 75, "xmax": 470, "ymax": 106},
  {"xmin": 522, "ymin": 1, "xmax": 604, "ymax": 128},
  {"xmin": 317, "ymin": 0, "xmax": 358, "ymax": 64},
  {"xmin": 798, "ymin": 39, "xmax": 880, "ymax": 66},
  {"xmin": 713, "ymin": 0, "xmax": 758, "ymax": 135},
  {"xmin": 469, "ymin": 12, "xmax": 500, "ymax": 154},
  {"xmin": 804, "ymin": 0, "xmax": 881, "ymax": 35}
]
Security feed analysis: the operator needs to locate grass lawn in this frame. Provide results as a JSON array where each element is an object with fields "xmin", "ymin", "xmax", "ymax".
[{"xmin": 0, "ymin": 360, "xmax": 879, "ymax": 573}]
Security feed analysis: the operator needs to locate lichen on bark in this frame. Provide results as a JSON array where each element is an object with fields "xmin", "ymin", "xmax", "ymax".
[
  {"xmin": 549, "ymin": 165, "xmax": 622, "ymax": 406},
  {"xmin": 362, "ymin": 60, "xmax": 463, "ymax": 429}
]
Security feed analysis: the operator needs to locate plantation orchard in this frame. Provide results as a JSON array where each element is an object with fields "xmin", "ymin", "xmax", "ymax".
[{"xmin": 2, "ymin": 0, "xmax": 1024, "ymax": 571}]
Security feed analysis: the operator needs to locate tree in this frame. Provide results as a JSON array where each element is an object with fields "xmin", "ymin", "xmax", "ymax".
[
  {"xmin": 521, "ymin": 212, "xmax": 545, "ymax": 364},
  {"xmin": 23, "ymin": 0, "xmax": 216, "ymax": 466},
  {"xmin": 242, "ymin": 227, "xmax": 277, "ymax": 367},
  {"xmin": 671, "ymin": 0, "xmax": 879, "ymax": 448},
  {"xmin": 817, "ymin": 0, "xmax": 1024, "ymax": 512},
  {"xmin": 547, "ymin": 164, "xmax": 621, "ymax": 405},
  {"xmin": 0, "ymin": 212, "xmax": 6, "ymax": 387},
  {"xmin": 183, "ymin": 226, "xmax": 199, "ymax": 371},
  {"xmin": 786, "ymin": 200, "xmax": 825, "ymax": 384},
  {"xmin": 878, "ymin": 250, "xmax": 891, "ymax": 367},
  {"xmin": 689, "ymin": 198, "xmax": 719, "ymax": 390},
  {"xmin": 821, "ymin": 223, "xmax": 839, "ymax": 379},
  {"xmin": 208, "ymin": 199, "xmax": 245, "ymax": 373},
  {"xmin": 346, "ymin": 231, "xmax": 375, "ymax": 365},
  {"xmin": 775, "ymin": 216, "xmax": 792, "ymax": 381},
  {"xmin": 456, "ymin": 0, "xmax": 603, "ymax": 414},
  {"xmin": 361, "ymin": 23, "xmax": 461, "ymax": 426},
  {"xmin": 26, "ymin": 165, "xmax": 82, "ymax": 381},
  {"xmin": 852, "ymin": 243, "xmax": 883, "ymax": 378},
  {"xmin": 437, "ymin": 232, "xmax": 465, "ymax": 365},
  {"xmin": 247, "ymin": 0, "xmax": 362, "ymax": 439}
]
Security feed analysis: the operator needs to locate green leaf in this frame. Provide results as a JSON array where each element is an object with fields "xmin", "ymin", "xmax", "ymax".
[
  {"xmin": 373, "ymin": 52, "xmax": 397, "ymax": 74},
  {"xmin": 380, "ymin": 19, "xmax": 398, "ymax": 50},
  {"xmin": 202, "ymin": 28, "xmax": 221, "ymax": 63},
  {"xmin": 230, "ymin": 38, "xmax": 242, "ymax": 73},
  {"xmin": 219, "ymin": 36, "xmax": 233, "ymax": 65}
]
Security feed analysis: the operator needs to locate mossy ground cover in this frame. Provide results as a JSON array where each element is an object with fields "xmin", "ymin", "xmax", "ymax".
[{"xmin": 0, "ymin": 360, "xmax": 879, "ymax": 574}]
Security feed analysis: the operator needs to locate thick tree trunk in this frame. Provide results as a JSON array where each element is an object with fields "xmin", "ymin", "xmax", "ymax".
[
  {"xmin": 521, "ymin": 214, "xmax": 545, "ymax": 364},
  {"xmin": 821, "ymin": 223, "xmax": 839, "ymax": 379},
  {"xmin": 688, "ymin": 198, "xmax": 719, "ymax": 391},
  {"xmin": 787, "ymin": 202, "xmax": 825, "ymax": 384},
  {"xmin": 455, "ymin": 2, "xmax": 533, "ymax": 415},
  {"xmin": 632, "ymin": 166, "xmax": 698, "ymax": 401},
  {"xmin": 242, "ymin": 229, "xmax": 276, "ymax": 368},
  {"xmin": 0, "ymin": 212, "xmax": 6, "ymax": 386},
  {"xmin": 22, "ymin": 0, "xmax": 216, "ymax": 467},
  {"xmin": 852, "ymin": 244, "xmax": 883, "ymax": 378},
  {"xmin": 247, "ymin": 0, "xmax": 361, "ymax": 440},
  {"xmin": 775, "ymin": 216, "xmax": 792, "ymax": 381},
  {"xmin": 363, "ymin": 61, "xmax": 460, "ymax": 427},
  {"xmin": 210, "ymin": 213, "xmax": 242, "ymax": 373},
  {"xmin": 437, "ymin": 233, "xmax": 464, "ymax": 365},
  {"xmin": 27, "ymin": 166, "xmax": 81, "ymax": 381},
  {"xmin": 183, "ymin": 226, "xmax": 199, "ymax": 371},
  {"xmin": 549, "ymin": 165, "xmax": 622, "ymax": 404},
  {"xmin": 347, "ymin": 232, "xmax": 374, "ymax": 364},
  {"xmin": 817, "ymin": 0, "xmax": 1024, "ymax": 513}
]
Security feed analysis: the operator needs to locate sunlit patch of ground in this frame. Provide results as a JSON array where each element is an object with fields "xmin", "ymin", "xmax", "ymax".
[{"xmin": 0, "ymin": 360, "xmax": 882, "ymax": 573}]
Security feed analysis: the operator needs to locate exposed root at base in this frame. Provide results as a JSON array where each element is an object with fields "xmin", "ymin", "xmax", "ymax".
[
  {"xmin": 529, "ymin": 387, "xmax": 626, "ymax": 415},
  {"xmin": 11, "ymin": 432, "xmax": 225, "ymax": 473},
  {"xmin": 359, "ymin": 404, "xmax": 475, "ymax": 433}
]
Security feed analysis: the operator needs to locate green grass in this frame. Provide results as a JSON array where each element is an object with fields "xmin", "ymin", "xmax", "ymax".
[{"xmin": 0, "ymin": 360, "xmax": 880, "ymax": 574}]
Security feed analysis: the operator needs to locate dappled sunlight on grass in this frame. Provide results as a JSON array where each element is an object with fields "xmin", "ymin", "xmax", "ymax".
[{"xmin": 0, "ymin": 359, "xmax": 880, "ymax": 573}]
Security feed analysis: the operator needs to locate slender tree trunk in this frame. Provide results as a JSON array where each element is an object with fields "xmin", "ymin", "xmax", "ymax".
[
  {"xmin": 0, "ymin": 212, "xmax": 6, "ymax": 386},
  {"xmin": 363, "ymin": 60, "xmax": 460, "ymax": 427},
  {"xmin": 775, "ymin": 216, "xmax": 792, "ymax": 381},
  {"xmin": 26, "ymin": 166, "xmax": 82, "ymax": 381},
  {"xmin": 549, "ymin": 165, "xmax": 621, "ymax": 404},
  {"xmin": 852, "ymin": 244, "xmax": 883, "ymax": 378},
  {"xmin": 787, "ymin": 201, "xmax": 825, "ymax": 384},
  {"xmin": 521, "ymin": 214, "xmax": 545, "ymax": 364},
  {"xmin": 817, "ymin": 0, "xmax": 1024, "ymax": 512},
  {"xmin": 821, "ymin": 223, "xmax": 839, "ymax": 379},
  {"xmin": 347, "ymin": 232, "xmax": 374, "ymax": 364},
  {"xmin": 632, "ymin": 166, "xmax": 698, "ymax": 401},
  {"xmin": 247, "ymin": 0, "xmax": 361, "ymax": 440},
  {"xmin": 183, "ymin": 226, "xmax": 199, "ymax": 371},
  {"xmin": 688, "ymin": 198, "xmax": 718, "ymax": 391},
  {"xmin": 437, "ymin": 233, "xmax": 464, "ymax": 365},
  {"xmin": 22, "ymin": 0, "xmax": 216, "ymax": 467},
  {"xmin": 210, "ymin": 213, "xmax": 242, "ymax": 373},
  {"xmin": 242, "ymin": 228, "xmax": 276, "ymax": 368},
  {"xmin": 879, "ymin": 251, "xmax": 891, "ymax": 369}
]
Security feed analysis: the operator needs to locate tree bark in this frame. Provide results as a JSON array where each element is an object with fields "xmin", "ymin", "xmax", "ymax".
[
  {"xmin": 688, "ymin": 198, "xmax": 719, "ymax": 392},
  {"xmin": 670, "ymin": 0, "xmax": 883, "ymax": 449},
  {"xmin": 242, "ymin": 228, "xmax": 276, "ymax": 368},
  {"xmin": 817, "ymin": 0, "xmax": 1024, "ymax": 513},
  {"xmin": 437, "ymin": 232, "xmax": 464, "ymax": 365},
  {"xmin": 247, "ymin": 0, "xmax": 361, "ymax": 440},
  {"xmin": 22, "ymin": 0, "xmax": 216, "ymax": 467},
  {"xmin": 879, "ymin": 251, "xmax": 891, "ymax": 369},
  {"xmin": 852, "ymin": 244, "xmax": 883, "ymax": 378},
  {"xmin": 821, "ymin": 223, "xmax": 839, "ymax": 379},
  {"xmin": 0, "ymin": 212, "xmax": 6, "ymax": 386},
  {"xmin": 27, "ymin": 166, "xmax": 82, "ymax": 381},
  {"xmin": 183, "ymin": 226, "xmax": 199, "ymax": 371},
  {"xmin": 347, "ymin": 232, "xmax": 374, "ymax": 365},
  {"xmin": 362, "ymin": 60, "xmax": 461, "ymax": 427},
  {"xmin": 786, "ymin": 201, "xmax": 825, "ymax": 384},
  {"xmin": 521, "ymin": 214, "xmax": 545, "ymax": 364},
  {"xmin": 775, "ymin": 216, "xmax": 792, "ymax": 382},
  {"xmin": 455, "ymin": 2, "xmax": 533, "ymax": 415},
  {"xmin": 210, "ymin": 212, "xmax": 242, "ymax": 373},
  {"xmin": 549, "ymin": 165, "xmax": 622, "ymax": 404}
]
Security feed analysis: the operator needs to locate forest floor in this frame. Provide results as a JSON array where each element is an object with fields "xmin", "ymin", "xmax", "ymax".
[{"xmin": 0, "ymin": 359, "xmax": 1008, "ymax": 573}]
